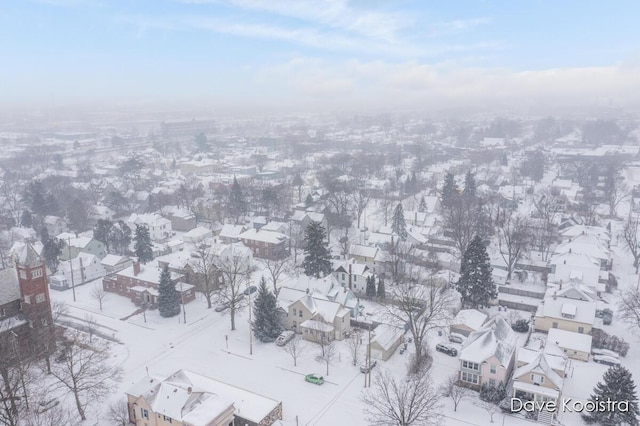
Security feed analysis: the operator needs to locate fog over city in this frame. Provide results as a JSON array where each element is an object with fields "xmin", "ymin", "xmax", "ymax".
[{"xmin": 2, "ymin": 1, "xmax": 640, "ymax": 426}]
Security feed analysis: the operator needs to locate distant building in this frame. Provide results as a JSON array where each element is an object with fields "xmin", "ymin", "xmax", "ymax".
[
  {"xmin": 161, "ymin": 119, "xmax": 216, "ymax": 138},
  {"xmin": 49, "ymin": 253, "xmax": 105, "ymax": 291},
  {"xmin": 239, "ymin": 228, "xmax": 289, "ymax": 260}
]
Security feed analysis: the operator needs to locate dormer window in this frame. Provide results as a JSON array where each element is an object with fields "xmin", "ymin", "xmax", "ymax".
[{"xmin": 531, "ymin": 374, "xmax": 544, "ymax": 385}]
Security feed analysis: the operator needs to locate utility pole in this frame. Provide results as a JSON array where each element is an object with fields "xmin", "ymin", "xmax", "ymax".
[
  {"xmin": 181, "ymin": 281, "xmax": 187, "ymax": 324},
  {"xmin": 248, "ymin": 281, "xmax": 253, "ymax": 355},
  {"xmin": 67, "ymin": 237, "xmax": 76, "ymax": 302}
]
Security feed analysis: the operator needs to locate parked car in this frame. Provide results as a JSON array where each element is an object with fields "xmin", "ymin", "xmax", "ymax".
[
  {"xmin": 591, "ymin": 348, "xmax": 619, "ymax": 359},
  {"xmin": 593, "ymin": 355, "xmax": 621, "ymax": 366},
  {"xmin": 448, "ymin": 333, "xmax": 465, "ymax": 344},
  {"xmin": 214, "ymin": 302, "xmax": 230, "ymax": 312},
  {"xmin": 360, "ymin": 359, "xmax": 377, "ymax": 373},
  {"xmin": 305, "ymin": 374, "xmax": 325, "ymax": 385},
  {"xmin": 243, "ymin": 285, "xmax": 258, "ymax": 296},
  {"xmin": 276, "ymin": 330, "xmax": 295, "ymax": 346},
  {"xmin": 435, "ymin": 343, "xmax": 458, "ymax": 357}
]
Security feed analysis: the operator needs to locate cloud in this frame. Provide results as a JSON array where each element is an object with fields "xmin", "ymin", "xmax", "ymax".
[{"xmin": 427, "ymin": 18, "xmax": 491, "ymax": 38}]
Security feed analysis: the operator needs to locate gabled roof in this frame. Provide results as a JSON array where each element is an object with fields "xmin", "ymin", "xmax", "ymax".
[
  {"xmin": 513, "ymin": 351, "xmax": 564, "ymax": 390},
  {"xmin": 0, "ymin": 268, "xmax": 20, "ymax": 305},
  {"xmin": 452, "ymin": 309, "xmax": 488, "ymax": 331},
  {"xmin": 460, "ymin": 316, "xmax": 516, "ymax": 367}
]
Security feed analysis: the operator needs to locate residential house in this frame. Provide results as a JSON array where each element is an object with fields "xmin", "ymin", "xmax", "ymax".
[
  {"xmin": 277, "ymin": 287, "xmax": 351, "ymax": 342},
  {"xmin": 43, "ymin": 215, "xmax": 68, "ymax": 236},
  {"xmin": 217, "ymin": 224, "xmax": 246, "ymax": 244},
  {"xmin": 101, "ymin": 254, "xmax": 133, "ymax": 275},
  {"xmin": 182, "ymin": 226, "xmax": 213, "ymax": 245},
  {"xmin": 450, "ymin": 309, "xmax": 488, "ymax": 337},
  {"xmin": 348, "ymin": 244, "xmax": 388, "ymax": 274},
  {"xmin": 333, "ymin": 261, "xmax": 374, "ymax": 296},
  {"xmin": 458, "ymin": 316, "xmax": 517, "ymax": 389},
  {"xmin": 102, "ymin": 261, "xmax": 194, "ymax": 307},
  {"xmin": 127, "ymin": 213, "xmax": 173, "ymax": 242},
  {"xmin": 369, "ymin": 324, "xmax": 405, "ymax": 361},
  {"xmin": 164, "ymin": 207, "xmax": 197, "ymax": 232},
  {"xmin": 282, "ymin": 274, "xmax": 360, "ymax": 316},
  {"xmin": 239, "ymin": 228, "xmax": 289, "ymax": 260},
  {"xmin": 547, "ymin": 328, "xmax": 592, "ymax": 361},
  {"xmin": 126, "ymin": 369, "xmax": 282, "ymax": 426},
  {"xmin": 57, "ymin": 233, "xmax": 106, "ymax": 261},
  {"xmin": 49, "ymin": 253, "xmax": 105, "ymax": 291},
  {"xmin": 533, "ymin": 284, "xmax": 598, "ymax": 334}
]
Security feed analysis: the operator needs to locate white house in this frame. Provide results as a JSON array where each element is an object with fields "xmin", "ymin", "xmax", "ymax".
[
  {"xmin": 127, "ymin": 213, "xmax": 173, "ymax": 242},
  {"xmin": 49, "ymin": 253, "xmax": 105, "ymax": 291}
]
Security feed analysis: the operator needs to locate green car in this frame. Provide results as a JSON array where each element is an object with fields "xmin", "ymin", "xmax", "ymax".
[{"xmin": 305, "ymin": 374, "xmax": 324, "ymax": 385}]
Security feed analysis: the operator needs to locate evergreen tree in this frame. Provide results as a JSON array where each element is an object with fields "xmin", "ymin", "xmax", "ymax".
[
  {"xmin": 292, "ymin": 173, "xmax": 304, "ymax": 203},
  {"xmin": 20, "ymin": 210, "xmax": 33, "ymax": 228},
  {"xmin": 305, "ymin": 193, "xmax": 313, "ymax": 207},
  {"xmin": 42, "ymin": 237, "xmax": 63, "ymax": 273},
  {"xmin": 228, "ymin": 176, "xmax": 247, "ymax": 223},
  {"xmin": 67, "ymin": 197, "xmax": 89, "ymax": 233},
  {"xmin": 456, "ymin": 235, "xmax": 496, "ymax": 308},
  {"xmin": 377, "ymin": 276, "xmax": 386, "ymax": 299},
  {"xmin": 391, "ymin": 203, "xmax": 408, "ymax": 240},
  {"xmin": 253, "ymin": 276, "xmax": 282, "ymax": 343},
  {"xmin": 585, "ymin": 365, "xmax": 639, "ymax": 426},
  {"xmin": 302, "ymin": 220, "xmax": 332, "ymax": 278},
  {"xmin": 93, "ymin": 219, "xmax": 114, "ymax": 253},
  {"xmin": 418, "ymin": 196, "xmax": 427, "ymax": 213},
  {"xmin": 40, "ymin": 227, "xmax": 49, "ymax": 245},
  {"xmin": 463, "ymin": 170, "xmax": 477, "ymax": 200},
  {"xmin": 112, "ymin": 220, "xmax": 132, "ymax": 255},
  {"xmin": 365, "ymin": 275, "xmax": 376, "ymax": 298},
  {"xmin": 441, "ymin": 172, "xmax": 458, "ymax": 209},
  {"xmin": 158, "ymin": 264, "xmax": 181, "ymax": 318},
  {"xmin": 24, "ymin": 180, "xmax": 48, "ymax": 217},
  {"xmin": 134, "ymin": 224, "xmax": 154, "ymax": 264}
]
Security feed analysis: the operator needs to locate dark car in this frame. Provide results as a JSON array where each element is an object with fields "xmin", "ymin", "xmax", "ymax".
[
  {"xmin": 435, "ymin": 343, "xmax": 458, "ymax": 357},
  {"xmin": 360, "ymin": 359, "xmax": 377, "ymax": 373},
  {"xmin": 214, "ymin": 302, "xmax": 230, "ymax": 312},
  {"xmin": 243, "ymin": 285, "xmax": 258, "ymax": 296}
]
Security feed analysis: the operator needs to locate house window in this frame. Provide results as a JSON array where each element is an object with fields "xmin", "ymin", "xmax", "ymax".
[
  {"xmin": 354, "ymin": 276, "xmax": 357, "ymax": 282},
  {"xmin": 489, "ymin": 379, "xmax": 496, "ymax": 387},
  {"xmin": 578, "ymin": 327, "xmax": 584, "ymax": 334},
  {"xmin": 490, "ymin": 365, "xmax": 496, "ymax": 374},
  {"xmin": 552, "ymin": 322, "xmax": 558, "ymax": 328},
  {"xmin": 461, "ymin": 371, "xmax": 479, "ymax": 384},
  {"xmin": 531, "ymin": 374, "xmax": 544, "ymax": 384},
  {"xmin": 342, "ymin": 273, "xmax": 345, "ymax": 281},
  {"xmin": 299, "ymin": 311, "xmax": 303, "ymax": 318},
  {"xmin": 293, "ymin": 308, "xmax": 297, "ymax": 316},
  {"xmin": 41, "ymin": 318, "xmax": 48, "ymax": 326},
  {"xmin": 23, "ymin": 295, "xmax": 31, "ymax": 304},
  {"xmin": 462, "ymin": 361, "xmax": 479, "ymax": 371},
  {"xmin": 35, "ymin": 293, "xmax": 45, "ymax": 304},
  {"xmin": 19, "ymin": 270, "xmax": 27, "ymax": 279},
  {"xmin": 141, "ymin": 408, "xmax": 148, "ymax": 419},
  {"xmin": 31, "ymin": 268, "xmax": 43, "ymax": 278}
]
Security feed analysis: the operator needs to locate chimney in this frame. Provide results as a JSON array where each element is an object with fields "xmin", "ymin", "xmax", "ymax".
[
  {"xmin": 133, "ymin": 261, "xmax": 141, "ymax": 276},
  {"xmin": 187, "ymin": 386, "xmax": 192, "ymax": 394},
  {"xmin": 348, "ymin": 263, "xmax": 352, "ymax": 290},
  {"xmin": 559, "ymin": 280, "xmax": 563, "ymax": 290}
]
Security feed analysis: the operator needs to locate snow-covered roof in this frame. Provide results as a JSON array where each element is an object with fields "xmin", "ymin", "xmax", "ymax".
[
  {"xmin": 460, "ymin": 316, "xmax": 516, "ymax": 367},
  {"xmin": 371, "ymin": 324, "xmax": 404, "ymax": 351},
  {"xmin": 117, "ymin": 261, "xmax": 183, "ymax": 284},
  {"xmin": 513, "ymin": 350, "xmax": 564, "ymax": 390},
  {"xmin": 349, "ymin": 244, "xmax": 378, "ymax": 259},
  {"xmin": 452, "ymin": 309, "xmax": 488, "ymax": 331},
  {"xmin": 101, "ymin": 254, "xmax": 130, "ymax": 267},
  {"xmin": 301, "ymin": 319, "xmax": 333, "ymax": 332},
  {"xmin": 547, "ymin": 328, "xmax": 592, "ymax": 353},
  {"xmin": 218, "ymin": 224, "xmax": 246, "ymax": 239},
  {"xmin": 239, "ymin": 228, "xmax": 288, "ymax": 245},
  {"xmin": 537, "ymin": 288, "xmax": 596, "ymax": 325}
]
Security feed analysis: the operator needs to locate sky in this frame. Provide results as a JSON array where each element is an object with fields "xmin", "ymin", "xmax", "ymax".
[{"xmin": 2, "ymin": 0, "xmax": 640, "ymax": 113}]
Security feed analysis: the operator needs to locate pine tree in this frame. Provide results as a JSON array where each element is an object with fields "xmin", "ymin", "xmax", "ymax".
[
  {"xmin": 366, "ymin": 275, "xmax": 376, "ymax": 298},
  {"xmin": 20, "ymin": 210, "xmax": 32, "ymax": 228},
  {"xmin": 463, "ymin": 170, "xmax": 477, "ymax": 200},
  {"xmin": 391, "ymin": 203, "xmax": 408, "ymax": 240},
  {"xmin": 228, "ymin": 176, "xmax": 247, "ymax": 224},
  {"xmin": 253, "ymin": 276, "xmax": 282, "ymax": 343},
  {"xmin": 377, "ymin": 276, "xmax": 386, "ymax": 299},
  {"xmin": 302, "ymin": 220, "xmax": 332, "ymax": 278},
  {"xmin": 456, "ymin": 235, "xmax": 496, "ymax": 308},
  {"xmin": 158, "ymin": 264, "xmax": 181, "ymax": 318},
  {"xmin": 418, "ymin": 196, "xmax": 427, "ymax": 213},
  {"xmin": 441, "ymin": 172, "xmax": 458, "ymax": 209},
  {"xmin": 292, "ymin": 173, "xmax": 304, "ymax": 203},
  {"xmin": 134, "ymin": 224, "xmax": 154, "ymax": 264},
  {"xmin": 93, "ymin": 219, "xmax": 114, "ymax": 253},
  {"xmin": 585, "ymin": 365, "xmax": 639, "ymax": 425}
]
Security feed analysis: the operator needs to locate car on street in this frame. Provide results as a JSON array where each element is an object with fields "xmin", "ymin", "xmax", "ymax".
[
  {"xmin": 214, "ymin": 302, "xmax": 230, "ymax": 312},
  {"xmin": 243, "ymin": 285, "xmax": 258, "ymax": 296},
  {"xmin": 276, "ymin": 330, "xmax": 295, "ymax": 346},
  {"xmin": 435, "ymin": 343, "xmax": 458, "ymax": 357},
  {"xmin": 360, "ymin": 359, "xmax": 377, "ymax": 373},
  {"xmin": 305, "ymin": 374, "xmax": 325, "ymax": 385},
  {"xmin": 593, "ymin": 355, "xmax": 621, "ymax": 366}
]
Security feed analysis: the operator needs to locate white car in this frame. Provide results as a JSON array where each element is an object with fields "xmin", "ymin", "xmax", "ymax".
[
  {"xmin": 448, "ymin": 333, "xmax": 465, "ymax": 344},
  {"xmin": 276, "ymin": 331, "xmax": 295, "ymax": 346},
  {"xmin": 591, "ymin": 348, "xmax": 619, "ymax": 358},
  {"xmin": 593, "ymin": 355, "xmax": 621, "ymax": 366}
]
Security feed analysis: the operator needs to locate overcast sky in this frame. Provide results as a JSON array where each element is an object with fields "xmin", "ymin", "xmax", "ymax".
[{"xmin": 2, "ymin": 0, "xmax": 640, "ymax": 112}]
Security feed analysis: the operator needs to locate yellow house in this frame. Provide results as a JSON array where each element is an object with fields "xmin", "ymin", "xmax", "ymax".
[
  {"xmin": 533, "ymin": 285, "xmax": 597, "ymax": 335},
  {"xmin": 126, "ymin": 370, "xmax": 282, "ymax": 426}
]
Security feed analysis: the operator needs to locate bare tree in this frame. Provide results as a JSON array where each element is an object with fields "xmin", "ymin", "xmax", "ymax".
[
  {"xmin": 262, "ymin": 257, "xmax": 291, "ymax": 295},
  {"xmin": 382, "ymin": 277, "xmax": 452, "ymax": 370},
  {"xmin": 84, "ymin": 315, "xmax": 98, "ymax": 343},
  {"xmin": 378, "ymin": 198, "xmax": 394, "ymax": 226},
  {"xmin": 531, "ymin": 188, "xmax": 562, "ymax": 261},
  {"xmin": 440, "ymin": 374, "xmax": 473, "ymax": 412},
  {"xmin": 477, "ymin": 400, "xmax": 499, "ymax": 423},
  {"xmin": 362, "ymin": 370, "xmax": 442, "ymax": 426},
  {"xmin": 107, "ymin": 400, "xmax": 130, "ymax": 426},
  {"xmin": 288, "ymin": 222, "xmax": 304, "ymax": 265},
  {"xmin": 282, "ymin": 336, "xmax": 305, "ymax": 367},
  {"xmin": 0, "ymin": 173, "xmax": 24, "ymax": 226},
  {"xmin": 444, "ymin": 195, "xmax": 485, "ymax": 260},
  {"xmin": 353, "ymin": 188, "xmax": 371, "ymax": 229},
  {"xmin": 315, "ymin": 339, "xmax": 338, "ymax": 376},
  {"xmin": 22, "ymin": 400, "xmax": 75, "ymax": 426},
  {"xmin": 51, "ymin": 300, "xmax": 68, "ymax": 324},
  {"xmin": 0, "ymin": 361, "xmax": 34, "ymax": 426},
  {"xmin": 190, "ymin": 244, "xmax": 221, "ymax": 308},
  {"xmin": 217, "ymin": 252, "xmax": 253, "ymax": 331},
  {"xmin": 496, "ymin": 211, "xmax": 532, "ymax": 281},
  {"xmin": 345, "ymin": 331, "xmax": 361, "ymax": 366},
  {"xmin": 91, "ymin": 284, "xmax": 109, "ymax": 311},
  {"xmin": 604, "ymin": 159, "xmax": 630, "ymax": 217},
  {"xmin": 49, "ymin": 331, "xmax": 122, "ymax": 421},
  {"xmin": 623, "ymin": 214, "xmax": 640, "ymax": 274},
  {"xmin": 617, "ymin": 287, "xmax": 640, "ymax": 330}
]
